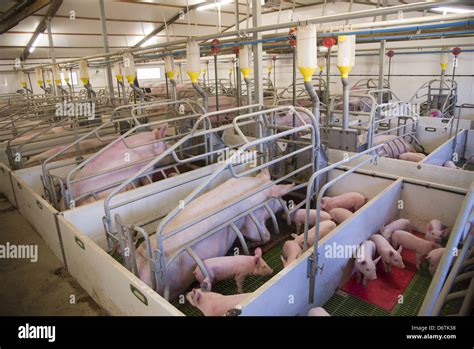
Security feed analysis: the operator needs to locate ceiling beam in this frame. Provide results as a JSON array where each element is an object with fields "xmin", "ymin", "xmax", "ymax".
[
  {"xmin": 133, "ymin": 2, "xmax": 206, "ymax": 48},
  {"xmin": 6, "ymin": 30, "xmax": 189, "ymax": 37},
  {"xmin": 115, "ymin": 0, "xmax": 248, "ymax": 16},
  {"xmin": 19, "ymin": 0, "xmax": 63, "ymax": 61},
  {"xmin": 0, "ymin": 0, "xmax": 52, "ymax": 34},
  {"xmin": 0, "ymin": 11, "xmax": 247, "ymax": 27}
]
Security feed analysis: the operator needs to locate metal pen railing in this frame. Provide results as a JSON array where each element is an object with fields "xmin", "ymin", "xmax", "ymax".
[{"xmin": 100, "ymin": 105, "xmax": 320, "ymax": 300}]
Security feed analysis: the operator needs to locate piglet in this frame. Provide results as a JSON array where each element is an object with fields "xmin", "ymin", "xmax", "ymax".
[
  {"xmin": 380, "ymin": 218, "xmax": 412, "ymax": 240},
  {"xmin": 321, "ymin": 192, "xmax": 366, "ymax": 212},
  {"xmin": 193, "ymin": 247, "xmax": 273, "ymax": 293},
  {"xmin": 425, "ymin": 219, "xmax": 450, "ymax": 243},
  {"xmin": 280, "ymin": 240, "xmax": 302, "ymax": 268},
  {"xmin": 186, "ymin": 288, "xmax": 250, "ymax": 316},
  {"xmin": 355, "ymin": 240, "xmax": 381, "ymax": 287},
  {"xmin": 398, "ymin": 152, "xmax": 426, "ymax": 162},
  {"xmin": 425, "ymin": 248, "xmax": 446, "ymax": 275},
  {"xmin": 370, "ymin": 234, "xmax": 404, "ymax": 273},
  {"xmin": 391, "ymin": 230, "xmax": 440, "ymax": 270},
  {"xmin": 307, "ymin": 307, "xmax": 330, "ymax": 316},
  {"xmin": 291, "ymin": 209, "xmax": 331, "ymax": 234},
  {"xmin": 329, "ymin": 208, "xmax": 353, "ymax": 225},
  {"xmin": 292, "ymin": 220, "xmax": 337, "ymax": 248}
]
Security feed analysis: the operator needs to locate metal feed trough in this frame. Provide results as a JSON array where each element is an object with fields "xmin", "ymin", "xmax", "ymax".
[{"xmin": 101, "ymin": 105, "xmax": 322, "ymax": 300}]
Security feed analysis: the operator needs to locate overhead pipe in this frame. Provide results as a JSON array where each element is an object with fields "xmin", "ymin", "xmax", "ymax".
[
  {"xmin": 23, "ymin": 1, "xmax": 463, "ymax": 70},
  {"xmin": 20, "ymin": 18, "xmax": 474, "ymax": 74},
  {"xmin": 128, "ymin": 2, "xmax": 469, "ymax": 54},
  {"xmin": 318, "ymin": 19, "xmax": 474, "ymax": 37},
  {"xmin": 137, "ymin": 19, "xmax": 474, "ymax": 62},
  {"xmin": 357, "ymin": 29, "xmax": 474, "ymax": 42}
]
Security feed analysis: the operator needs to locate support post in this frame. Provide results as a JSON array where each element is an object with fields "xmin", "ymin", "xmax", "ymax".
[
  {"xmin": 252, "ymin": 0, "xmax": 263, "ymax": 106},
  {"xmin": 235, "ymin": 0, "xmax": 241, "ymax": 107},
  {"xmin": 342, "ymin": 77, "xmax": 349, "ymax": 129},
  {"xmin": 46, "ymin": 18, "xmax": 56, "ymax": 96},
  {"xmin": 99, "ymin": 0, "xmax": 115, "ymax": 99},
  {"xmin": 214, "ymin": 54, "xmax": 219, "ymax": 111},
  {"xmin": 377, "ymin": 40, "xmax": 386, "ymax": 118}
]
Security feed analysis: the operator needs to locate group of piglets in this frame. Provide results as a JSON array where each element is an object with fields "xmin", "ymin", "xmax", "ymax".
[
  {"xmin": 355, "ymin": 218, "xmax": 449, "ymax": 287},
  {"xmin": 281, "ymin": 192, "xmax": 366, "ymax": 268}
]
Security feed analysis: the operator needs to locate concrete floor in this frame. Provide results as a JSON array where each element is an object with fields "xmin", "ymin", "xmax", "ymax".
[{"xmin": 0, "ymin": 195, "xmax": 106, "ymax": 316}]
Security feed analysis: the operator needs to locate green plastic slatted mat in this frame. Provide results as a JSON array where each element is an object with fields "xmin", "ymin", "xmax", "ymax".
[
  {"xmin": 173, "ymin": 240, "xmax": 286, "ymax": 316},
  {"xmin": 324, "ymin": 262, "xmax": 435, "ymax": 316}
]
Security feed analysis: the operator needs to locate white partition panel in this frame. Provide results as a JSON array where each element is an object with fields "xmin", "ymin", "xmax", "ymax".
[
  {"xmin": 328, "ymin": 148, "xmax": 474, "ymax": 190},
  {"xmin": 58, "ymin": 216, "xmax": 183, "ymax": 316},
  {"xmin": 399, "ymin": 182, "xmax": 465, "ymax": 232},
  {"xmin": 11, "ymin": 174, "xmax": 64, "ymax": 263},
  {"xmin": 0, "ymin": 162, "xmax": 15, "ymax": 206},
  {"xmin": 422, "ymin": 130, "xmax": 467, "ymax": 166}
]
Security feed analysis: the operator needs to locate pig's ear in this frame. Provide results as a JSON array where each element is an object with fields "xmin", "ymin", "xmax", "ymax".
[
  {"xmin": 254, "ymin": 247, "xmax": 262, "ymax": 258},
  {"xmin": 156, "ymin": 123, "xmax": 169, "ymax": 139},
  {"xmin": 426, "ymin": 222, "xmax": 433, "ymax": 232},
  {"xmin": 441, "ymin": 228, "xmax": 451, "ymax": 237},
  {"xmin": 256, "ymin": 168, "xmax": 271, "ymax": 181},
  {"xmin": 389, "ymin": 250, "xmax": 394, "ymax": 256},
  {"xmin": 321, "ymin": 197, "xmax": 328, "ymax": 210},
  {"xmin": 374, "ymin": 256, "xmax": 382, "ymax": 265},
  {"xmin": 269, "ymin": 183, "xmax": 294, "ymax": 198},
  {"xmin": 397, "ymin": 245, "xmax": 403, "ymax": 254},
  {"xmin": 194, "ymin": 289, "xmax": 202, "ymax": 304},
  {"xmin": 254, "ymin": 255, "xmax": 261, "ymax": 266}
]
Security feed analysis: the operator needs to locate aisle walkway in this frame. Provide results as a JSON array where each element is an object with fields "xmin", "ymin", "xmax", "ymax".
[{"xmin": 0, "ymin": 195, "xmax": 105, "ymax": 316}]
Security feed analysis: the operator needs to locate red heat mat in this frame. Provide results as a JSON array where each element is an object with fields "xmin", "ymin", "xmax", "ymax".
[{"xmin": 340, "ymin": 237, "xmax": 422, "ymax": 312}]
